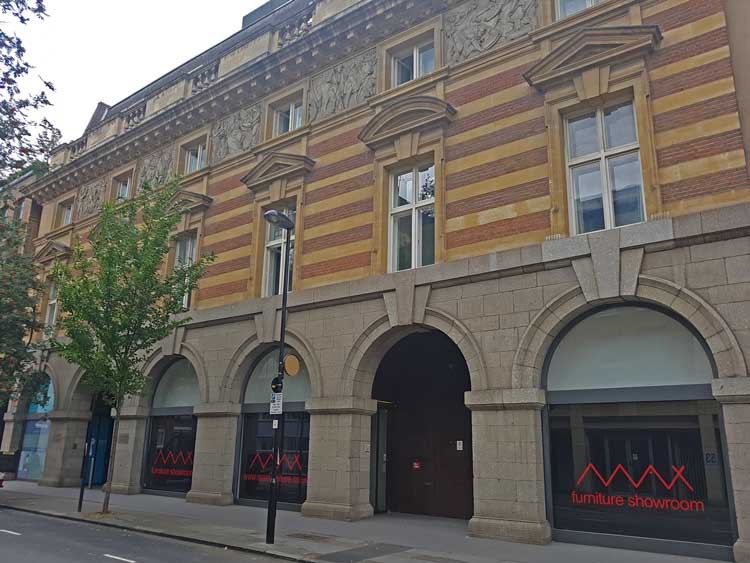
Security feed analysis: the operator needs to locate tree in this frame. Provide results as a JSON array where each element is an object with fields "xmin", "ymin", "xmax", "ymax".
[
  {"xmin": 1, "ymin": 0, "xmax": 60, "ymax": 184},
  {"xmin": 51, "ymin": 180, "xmax": 213, "ymax": 513},
  {"xmin": 0, "ymin": 191, "xmax": 46, "ymax": 412}
]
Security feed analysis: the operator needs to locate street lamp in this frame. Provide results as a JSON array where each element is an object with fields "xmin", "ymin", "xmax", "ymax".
[{"xmin": 263, "ymin": 209, "xmax": 294, "ymax": 545}]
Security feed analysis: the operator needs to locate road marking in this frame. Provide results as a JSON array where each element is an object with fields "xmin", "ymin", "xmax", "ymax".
[
  {"xmin": 103, "ymin": 555, "xmax": 135, "ymax": 563},
  {"xmin": 0, "ymin": 529, "xmax": 21, "ymax": 535}
]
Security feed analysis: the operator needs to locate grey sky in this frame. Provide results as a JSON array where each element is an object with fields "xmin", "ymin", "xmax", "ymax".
[{"xmin": 16, "ymin": 1, "xmax": 265, "ymax": 143}]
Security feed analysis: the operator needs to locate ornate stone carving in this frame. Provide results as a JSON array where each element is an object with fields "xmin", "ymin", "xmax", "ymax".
[
  {"xmin": 211, "ymin": 104, "xmax": 262, "ymax": 164},
  {"xmin": 138, "ymin": 145, "xmax": 175, "ymax": 189},
  {"xmin": 444, "ymin": 0, "xmax": 536, "ymax": 66},
  {"xmin": 76, "ymin": 177, "xmax": 106, "ymax": 219},
  {"xmin": 277, "ymin": 8, "xmax": 315, "ymax": 48},
  {"xmin": 309, "ymin": 49, "xmax": 377, "ymax": 123}
]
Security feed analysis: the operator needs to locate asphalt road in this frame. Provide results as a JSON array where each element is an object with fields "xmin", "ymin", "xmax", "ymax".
[{"xmin": 0, "ymin": 508, "xmax": 279, "ymax": 563}]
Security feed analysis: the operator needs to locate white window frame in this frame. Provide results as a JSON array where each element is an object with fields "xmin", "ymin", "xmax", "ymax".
[
  {"xmin": 183, "ymin": 140, "xmax": 207, "ymax": 174},
  {"xmin": 392, "ymin": 39, "xmax": 435, "ymax": 87},
  {"xmin": 263, "ymin": 208, "xmax": 296, "ymax": 297},
  {"xmin": 114, "ymin": 174, "xmax": 132, "ymax": 201},
  {"xmin": 273, "ymin": 99, "xmax": 303, "ymax": 137},
  {"xmin": 175, "ymin": 232, "xmax": 197, "ymax": 309},
  {"xmin": 556, "ymin": 0, "xmax": 604, "ymax": 20},
  {"xmin": 389, "ymin": 164, "xmax": 436, "ymax": 272},
  {"xmin": 565, "ymin": 100, "xmax": 645, "ymax": 235},
  {"xmin": 58, "ymin": 201, "xmax": 73, "ymax": 227},
  {"xmin": 45, "ymin": 283, "xmax": 58, "ymax": 331}
]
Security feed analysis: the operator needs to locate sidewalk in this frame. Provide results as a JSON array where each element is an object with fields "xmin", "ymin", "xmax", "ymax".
[{"xmin": 0, "ymin": 480, "xmax": 721, "ymax": 563}]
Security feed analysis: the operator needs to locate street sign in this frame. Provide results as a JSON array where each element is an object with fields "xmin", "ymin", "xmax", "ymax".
[{"xmin": 270, "ymin": 392, "xmax": 283, "ymax": 415}]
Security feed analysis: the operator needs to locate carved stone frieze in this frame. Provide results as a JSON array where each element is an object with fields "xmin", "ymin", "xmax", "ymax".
[
  {"xmin": 444, "ymin": 0, "xmax": 536, "ymax": 66},
  {"xmin": 76, "ymin": 177, "xmax": 106, "ymax": 219},
  {"xmin": 309, "ymin": 49, "xmax": 377, "ymax": 123},
  {"xmin": 211, "ymin": 104, "xmax": 262, "ymax": 164},
  {"xmin": 138, "ymin": 144, "xmax": 175, "ymax": 189}
]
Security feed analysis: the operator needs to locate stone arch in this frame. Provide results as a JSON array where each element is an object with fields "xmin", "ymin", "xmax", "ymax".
[
  {"xmin": 512, "ymin": 275, "xmax": 748, "ymax": 390},
  {"xmin": 132, "ymin": 346, "xmax": 208, "ymax": 408},
  {"xmin": 220, "ymin": 328, "xmax": 322, "ymax": 403},
  {"xmin": 341, "ymin": 307, "xmax": 488, "ymax": 399},
  {"xmin": 62, "ymin": 366, "xmax": 91, "ymax": 412}
]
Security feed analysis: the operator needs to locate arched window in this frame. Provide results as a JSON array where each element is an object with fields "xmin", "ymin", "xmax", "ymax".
[
  {"xmin": 545, "ymin": 306, "xmax": 732, "ymax": 550},
  {"xmin": 18, "ymin": 376, "xmax": 54, "ymax": 480},
  {"xmin": 144, "ymin": 358, "xmax": 198, "ymax": 494},
  {"xmin": 237, "ymin": 347, "xmax": 311, "ymax": 506}
]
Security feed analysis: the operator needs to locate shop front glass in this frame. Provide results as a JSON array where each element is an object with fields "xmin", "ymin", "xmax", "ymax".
[
  {"xmin": 546, "ymin": 307, "xmax": 734, "ymax": 548},
  {"xmin": 238, "ymin": 348, "xmax": 311, "ymax": 505},
  {"xmin": 17, "ymin": 378, "xmax": 54, "ymax": 481},
  {"xmin": 143, "ymin": 358, "xmax": 199, "ymax": 493}
]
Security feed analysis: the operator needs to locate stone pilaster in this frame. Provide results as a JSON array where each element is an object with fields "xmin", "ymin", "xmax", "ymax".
[
  {"xmin": 38, "ymin": 410, "xmax": 90, "ymax": 487},
  {"xmin": 108, "ymin": 406, "xmax": 148, "ymax": 495},
  {"xmin": 713, "ymin": 379, "xmax": 750, "ymax": 562},
  {"xmin": 186, "ymin": 403, "xmax": 240, "ymax": 506},
  {"xmin": 301, "ymin": 397, "xmax": 376, "ymax": 521},
  {"xmin": 465, "ymin": 389, "xmax": 551, "ymax": 545},
  {"xmin": 1, "ymin": 406, "xmax": 26, "ymax": 480}
]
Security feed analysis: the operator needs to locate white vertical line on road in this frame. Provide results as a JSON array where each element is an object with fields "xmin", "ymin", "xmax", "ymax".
[
  {"xmin": 103, "ymin": 555, "xmax": 135, "ymax": 563},
  {"xmin": 0, "ymin": 529, "xmax": 21, "ymax": 535}
]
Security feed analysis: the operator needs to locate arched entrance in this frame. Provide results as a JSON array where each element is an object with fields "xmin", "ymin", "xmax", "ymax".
[
  {"xmin": 544, "ymin": 304, "xmax": 735, "ymax": 556},
  {"xmin": 17, "ymin": 376, "xmax": 54, "ymax": 481},
  {"xmin": 236, "ymin": 346, "xmax": 311, "ymax": 508},
  {"xmin": 142, "ymin": 357, "xmax": 199, "ymax": 494},
  {"xmin": 371, "ymin": 330, "xmax": 473, "ymax": 519},
  {"xmin": 82, "ymin": 396, "xmax": 114, "ymax": 487}
]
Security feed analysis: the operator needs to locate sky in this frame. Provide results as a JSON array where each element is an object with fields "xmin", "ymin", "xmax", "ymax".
[{"xmin": 12, "ymin": 0, "xmax": 265, "ymax": 143}]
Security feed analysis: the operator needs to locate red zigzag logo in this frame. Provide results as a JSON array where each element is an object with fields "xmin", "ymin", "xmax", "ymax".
[
  {"xmin": 154, "ymin": 450, "xmax": 194, "ymax": 466},
  {"xmin": 576, "ymin": 463, "xmax": 694, "ymax": 492},
  {"xmin": 249, "ymin": 453, "xmax": 303, "ymax": 471}
]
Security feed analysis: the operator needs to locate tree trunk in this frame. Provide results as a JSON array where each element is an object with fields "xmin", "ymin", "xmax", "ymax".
[{"xmin": 102, "ymin": 403, "xmax": 121, "ymax": 514}]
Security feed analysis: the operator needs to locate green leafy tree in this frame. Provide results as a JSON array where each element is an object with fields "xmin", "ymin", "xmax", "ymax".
[
  {"xmin": 51, "ymin": 180, "xmax": 213, "ymax": 513},
  {"xmin": 0, "ymin": 192, "xmax": 46, "ymax": 412},
  {"xmin": 1, "ymin": 0, "xmax": 60, "ymax": 183}
]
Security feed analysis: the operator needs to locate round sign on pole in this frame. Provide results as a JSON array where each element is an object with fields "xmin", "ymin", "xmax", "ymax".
[{"xmin": 283, "ymin": 354, "xmax": 301, "ymax": 376}]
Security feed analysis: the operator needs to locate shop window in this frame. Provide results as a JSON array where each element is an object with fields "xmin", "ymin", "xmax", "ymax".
[
  {"xmin": 144, "ymin": 358, "xmax": 199, "ymax": 493},
  {"xmin": 55, "ymin": 198, "xmax": 74, "ymax": 228},
  {"xmin": 272, "ymin": 95, "xmax": 303, "ymax": 138},
  {"xmin": 557, "ymin": 0, "xmax": 605, "ymax": 19},
  {"xmin": 391, "ymin": 36, "xmax": 435, "ymax": 87},
  {"xmin": 18, "ymin": 377, "xmax": 53, "ymax": 481},
  {"xmin": 565, "ymin": 100, "xmax": 644, "ymax": 235},
  {"xmin": 113, "ymin": 172, "xmax": 132, "ymax": 202},
  {"xmin": 263, "ymin": 207, "xmax": 295, "ymax": 297},
  {"xmin": 44, "ymin": 283, "xmax": 58, "ymax": 332},
  {"xmin": 390, "ymin": 164, "xmax": 435, "ymax": 271},
  {"xmin": 238, "ymin": 348, "xmax": 311, "ymax": 505},
  {"xmin": 175, "ymin": 232, "xmax": 197, "ymax": 310},
  {"xmin": 182, "ymin": 137, "xmax": 207, "ymax": 175}
]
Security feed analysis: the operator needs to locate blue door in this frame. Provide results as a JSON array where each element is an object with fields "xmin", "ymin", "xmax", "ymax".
[{"xmin": 83, "ymin": 401, "xmax": 113, "ymax": 487}]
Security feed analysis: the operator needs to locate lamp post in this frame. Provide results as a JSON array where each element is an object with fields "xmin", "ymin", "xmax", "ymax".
[{"xmin": 263, "ymin": 209, "xmax": 294, "ymax": 545}]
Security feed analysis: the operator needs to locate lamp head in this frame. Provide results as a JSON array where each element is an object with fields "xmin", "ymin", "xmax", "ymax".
[{"xmin": 263, "ymin": 209, "xmax": 294, "ymax": 230}]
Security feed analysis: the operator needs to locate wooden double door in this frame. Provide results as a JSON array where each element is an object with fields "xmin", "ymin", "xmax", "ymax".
[{"xmin": 371, "ymin": 332, "xmax": 473, "ymax": 519}]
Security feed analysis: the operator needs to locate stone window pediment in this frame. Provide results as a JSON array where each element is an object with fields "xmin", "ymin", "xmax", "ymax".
[
  {"xmin": 358, "ymin": 96, "xmax": 456, "ymax": 151},
  {"xmin": 171, "ymin": 190, "xmax": 213, "ymax": 213},
  {"xmin": 34, "ymin": 240, "xmax": 71, "ymax": 265},
  {"xmin": 523, "ymin": 25, "xmax": 662, "ymax": 94},
  {"xmin": 241, "ymin": 151, "xmax": 315, "ymax": 202}
]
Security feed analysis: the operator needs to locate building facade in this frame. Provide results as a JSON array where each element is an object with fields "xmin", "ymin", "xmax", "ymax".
[{"xmin": 3, "ymin": 0, "xmax": 750, "ymax": 559}]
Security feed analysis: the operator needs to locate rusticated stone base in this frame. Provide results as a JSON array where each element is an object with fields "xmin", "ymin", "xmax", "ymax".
[
  {"xmin": 108, "ymin": 483, "xmax": 141, "ymax": 495},
  {"xmin": 185, "ymin": 490, "xmax": 234, "ymax": 506},
  {"xmin": 468, "ymin": 517, "xmax": 551, "ymax": 545},
  {"xmin": 301, "ymin": 500, "xmax": 373, "ymax": 521},
  {"xmin": 735, "ymin": 539, "xmax": 750, "ymax": 562}
]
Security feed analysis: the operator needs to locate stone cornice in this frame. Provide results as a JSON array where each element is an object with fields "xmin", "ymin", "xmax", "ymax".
[{"xmin": 24, "ymin": 0, "xmax": 454, "ymax": 203}]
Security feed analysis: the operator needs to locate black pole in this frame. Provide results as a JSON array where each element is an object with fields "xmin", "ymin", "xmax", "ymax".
[
  {"xmin": 266, "ymin": 225, "xmax": 292, "ymax": 544},
  {"xmin": 77, "ymin": 441, "xmax": 89, "ymax": 512}
]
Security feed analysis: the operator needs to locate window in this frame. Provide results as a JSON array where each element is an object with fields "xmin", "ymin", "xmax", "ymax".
[
  {"xmin": 390, "ymin": 164, "xmax": 435, "ymax": 271},
  {"xmin": 392, "ymin": 39, "xmax": 435, "ymax": 87},
  {"xmin": 565, "ymin": 100, "xmax": 644, "ymax": 235},
  {"xmin": 175, "ymin": 232, "xmax": 197, "ymax": 309},
  {"xmin": 182, "ymin": 138, "xmax": 207, "ymax": 174},
  {"xmin": 557, "ymin": 0, "xmax": 605, "ymax": 19},
  {"xmin": 113, "ymin": 174, "xmax": 132, "ymax": 202},
  {"xmin": 263, "ymin": 207, "xmax": 295, "ymax": 296},
  {"xmin": 45, "ymin": 283, "xmax": 58, "ymax": 330},
  {"xmin": 272, "ymin": 97, "xmax": 303, "ymax": 137},
  {"xmin": 56, "ymin": 200, "xmax": 73, "ymax": 228},
  {"xmin": 13, "ymin": 199, "xmax": 26, "ymax": 221}
]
